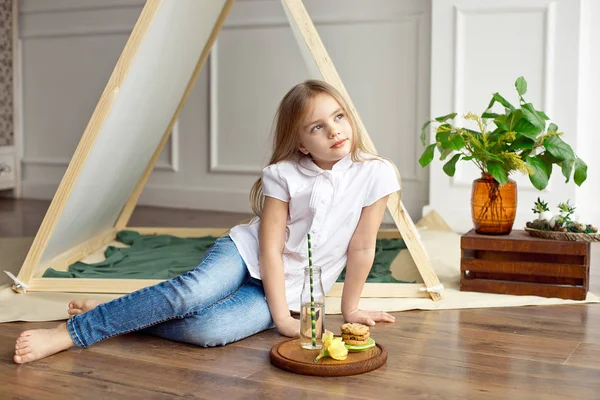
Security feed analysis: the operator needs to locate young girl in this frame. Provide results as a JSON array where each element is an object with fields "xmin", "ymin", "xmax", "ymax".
[{"xmin": 13, "ymin": 79, "xmax": 399, "ymax": 364}]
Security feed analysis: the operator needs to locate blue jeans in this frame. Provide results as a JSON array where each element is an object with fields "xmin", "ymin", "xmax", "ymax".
[{"xmin": 66, "ymin": 236, "xmax": 275, "ymax": 348}]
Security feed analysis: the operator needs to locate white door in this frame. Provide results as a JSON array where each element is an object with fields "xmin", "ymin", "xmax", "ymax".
[{"xmin": 427, "ymin": 0, "xmax": 587, "ymax": 233}]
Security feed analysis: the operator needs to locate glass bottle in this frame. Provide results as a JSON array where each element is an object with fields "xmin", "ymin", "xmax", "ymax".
[{"xmin": 300, "ymin": 266, "xmax": 325, "ymax": 349}]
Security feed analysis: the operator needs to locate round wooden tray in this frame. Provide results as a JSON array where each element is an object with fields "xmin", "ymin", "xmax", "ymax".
[
  {"xmin": 524, "ymin": 227, "xmax": 600, "ymax": 242},
  {"xmin": 270, "ymin": 338, "xmax": 387, "ymax": 376}
]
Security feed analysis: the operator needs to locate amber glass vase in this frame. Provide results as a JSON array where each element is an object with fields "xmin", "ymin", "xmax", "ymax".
[{"xmin": 471, "ymin": 172, "xmax": 517, "ymax": 235}]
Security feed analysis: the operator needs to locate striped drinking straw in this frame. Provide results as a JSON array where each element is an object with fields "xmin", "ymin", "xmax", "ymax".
[{"xmin": 307, "ymin": 233, "xmax": 316, "ymax": 347}]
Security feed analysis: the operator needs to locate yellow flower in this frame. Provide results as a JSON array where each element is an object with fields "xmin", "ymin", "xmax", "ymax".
[
  {"xmin": 322, "ymin": 332, "xmax": 333, "ymax": 349},
  {"xmin": 314, "ymin": 333, "xmax": 348, "ymax": 363},
  {"xmin": 328, "ymin": 337, "xmax": 348, "ymax": 361}
]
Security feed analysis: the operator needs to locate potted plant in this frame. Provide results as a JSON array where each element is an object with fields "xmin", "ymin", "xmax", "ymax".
[{"xmin": 419, "ymin": 76, "xmax": 587, "ymax": 235}]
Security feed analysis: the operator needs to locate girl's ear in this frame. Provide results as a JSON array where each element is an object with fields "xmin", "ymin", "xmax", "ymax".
[{"xmin": 298, "ymin": 143, "xmax": 309, "ymax": 155}]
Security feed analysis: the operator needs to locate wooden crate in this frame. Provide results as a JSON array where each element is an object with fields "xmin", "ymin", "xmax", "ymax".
[{"xmin": 460, "ymin": 229, "xmax": 590, "ymax": 300}]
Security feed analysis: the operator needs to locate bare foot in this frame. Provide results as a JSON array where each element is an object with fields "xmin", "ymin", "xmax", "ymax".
[
  {"xmin": 68, "ymin": 299, "xmax": 103, "ymax": 318},
  {"xmin": 14, "ymin": 322, "xmax": 75, "ymax": 364}
]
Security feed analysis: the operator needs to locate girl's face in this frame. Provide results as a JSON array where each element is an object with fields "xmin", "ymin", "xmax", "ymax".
[{"xmin": 298, "ymin": 93, "xmax": 353, "ymax": 170}]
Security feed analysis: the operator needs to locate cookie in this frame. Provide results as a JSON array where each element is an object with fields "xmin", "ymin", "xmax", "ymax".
[
  {"xmin": 341, "ymin": 332, "xmax": 370, "ymax": 342},
  {"xmin": 344, "ymin": 338, "xmax": 371, "ymax": 346},
  {"xmin": 340, "ymin": 322, "xmax": 369, "ymax": 336}
]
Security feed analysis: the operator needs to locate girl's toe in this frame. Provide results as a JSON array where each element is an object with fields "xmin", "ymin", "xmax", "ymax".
[
  {"xmin": 15, "ymin": 347, "xmax": 30, "ymax": 356},
  {"xmin": 14, "ymin": 353, "xmax": 35, "ymax": 364},
  {"xmin": 16, "ymin": 337, "xmax": 29, "ymax": 345}
]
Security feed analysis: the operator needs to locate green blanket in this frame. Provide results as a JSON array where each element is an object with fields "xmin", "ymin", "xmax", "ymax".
[
  {"xmin": 336, "ymin": 238, "xmax": 409, "ymax": 283},
  {"xmin": 43, "ymin": 230, "xmax": 410, "ymax": 283}
]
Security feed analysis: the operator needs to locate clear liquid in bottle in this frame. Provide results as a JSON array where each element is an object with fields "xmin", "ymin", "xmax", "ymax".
[{"xmin": 300, "ymin": 301, "xmax": 324, "ymax": 349}]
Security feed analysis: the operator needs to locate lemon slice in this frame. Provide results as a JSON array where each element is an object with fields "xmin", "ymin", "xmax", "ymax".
[{"xmin": 344, "ymin": 337, "xmax": 376, "ymax": 352}]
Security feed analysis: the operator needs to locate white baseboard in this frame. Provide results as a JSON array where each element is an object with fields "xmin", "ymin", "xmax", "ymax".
[{"xmin": 21, "ymin": 181, "xmax": 56, "ymax": 199}]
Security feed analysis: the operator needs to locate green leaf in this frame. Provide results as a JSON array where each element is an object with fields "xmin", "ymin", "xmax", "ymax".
[
  {"xmin": 418, "ymin": 144, "xmax": 436, "ymax": 167},
  {"xmin": 559, "ymin": 159, "xmax": 574, "ymax": 183},
  {"xmin": 482, "ymin": 112, "xmax": 500, "ymax": 119},
  {"xmin": 526, "ymin": 156, "xmax": 550, "ymax": 190},
  {"xmin": 574, "ymin": 158, "xmax": 588, "ymax": 186},
  {"xmin": 548, "ymin": 123, "xmax": 558, "ymax": 133},
  {"xmin": 538, "ymin": 111, "xmax": 550, "ymax": 120},
  {"xmin": 493, "ymin": 93, "xmax": 515, "ymax": 110},
  {"xmin": 448, "ymin": 134, "xmax": 465, "ymax": 151},
  {"xmin": 486, "ymin": 95, "xmax": 496, "ymax": 112},
  {"xmin": 439, "ymin": 148, "xmax": 453, "ymax": 161},
  {"xmin": 506, "ymin": 110, "xmax": 523, "ymax": 131},
  {"xmin": 436, "ymin": 130, "xmax": 450, "ymax": 145},
  {"xmin": 540, "ymin": 153, "xmax": 556, "ymax": 183},
  {"xmin": 494, "ymin": 114, "xmax": 509, "ymax": 131},
  {"xmin": 513, "ymin": 118, "xmax": 542, "ymax": 140},
  {"xmin": 521, "ymin": 103, "xmax": 545, "ymax": 131},
  {"xmin": 515, "ymin": 76, "xmax": 527, "ymax": 96},
  {"xmin": 420, "ymin": 120, "xmax": 432, "ymax": 145},
  {"xmin": 508, "ymin": 136, "xmax": 535, "ymax": 151},
  {"xmin": 434, "ymin": 113, "xmax": 457, "ymax": 123},
  {"xmin": 442, "ymin": 154, "xmax": 461, "ymax": 177},
  {"xmin": 541, "ymin": 152, "xmax": 562, "ymax": 165},
  {"xmin": 487, "ymin": 161, "xmax": 508, "ymax": 185},
  {"xmin": 544, "ymin": 135, "xmax": 575, "ymax": 161}
]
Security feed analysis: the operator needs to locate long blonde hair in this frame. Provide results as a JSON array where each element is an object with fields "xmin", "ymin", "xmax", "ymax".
[{"xmin": 250, "ymin": 79, "xmax": 401, "ymax": 217}]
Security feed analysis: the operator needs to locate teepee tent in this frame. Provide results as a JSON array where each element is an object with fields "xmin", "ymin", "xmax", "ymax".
[{"xmin": 10, "ymin": 0, "xmax": 443, "ymax": 301}]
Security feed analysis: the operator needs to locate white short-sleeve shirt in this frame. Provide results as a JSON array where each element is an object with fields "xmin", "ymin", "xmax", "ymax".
[{"xmin": 229, "ymin": 152, "xmax": 400, "ymax": 312}]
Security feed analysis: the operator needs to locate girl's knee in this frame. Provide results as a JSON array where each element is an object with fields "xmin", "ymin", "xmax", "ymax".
[
  {"xmin": 192, "ymin": 331, "xmax": 235, "ymax": 347},
  {"xmin": 190, "ymin": 321, "xmax": 266, "ymax": 347}
]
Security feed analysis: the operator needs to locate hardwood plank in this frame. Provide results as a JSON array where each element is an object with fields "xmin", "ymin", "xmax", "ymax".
[
  {"xmin": 564, "ymin": 343, "xmax": 600, "ymax": 369},
  {"xmin": 87, "ymin": 332, "xmax": 279, "ymax": 379},
  {"xmin": 384, "ymin": 322, "xmax": 579, "ymax": 364},
  {"xmin": 0, "ymin": 363, "xmax": 182, "ymax": 400},
  {"xmin": 398, "ymin": 307, "xmax": 600, "ymax": 344},
  {"xmin": 475, "ymin": 304, "xmax": 600, "ymax": 327},
  {"xmin": 309, "ymin": 314, "xmax": 580, "ymax": 365},
  {"xmin": 247, "ymin": 359, "xmax": 571, "ymax": 400},
  {"xmin": 247, "ymin": 317, "xmax": 600, "ymax": 399},
  {"xmin": 1, "ymin": 332, "xmax": 354, "ymax": 400},
  {"xmin": 2, "ymin": 322, "xmax": 281, "ymax": 379}
]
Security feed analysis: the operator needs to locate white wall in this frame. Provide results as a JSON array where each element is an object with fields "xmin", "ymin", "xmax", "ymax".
[
  {"xmin": 428, "ymin": 0, "xmax": 599, "ymax": 232},
  {"xmin": 574, "ymin": 0, "xmax": 600, "ymax": 228},
  {"xmin": 16, "ymin": 0, "xmax": 431, "ymax": 221}
]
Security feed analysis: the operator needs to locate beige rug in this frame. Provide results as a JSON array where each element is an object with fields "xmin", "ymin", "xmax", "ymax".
[{"xmin": 1, "ymin": 212, "xmax": 598, "ymax": 323}]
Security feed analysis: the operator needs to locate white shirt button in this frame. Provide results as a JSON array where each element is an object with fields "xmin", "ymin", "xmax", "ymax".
[{"xmin": 321, "ymin": 199, "xmax": 327, "ymax": 204}]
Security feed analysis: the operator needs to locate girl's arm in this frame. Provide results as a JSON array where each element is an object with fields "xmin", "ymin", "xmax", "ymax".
[
  {"xmin": 259, "ymin": 196, "xmax": 299, "ymax": 337},
  {"xmin": 341, "ymin": 195, "xmax": 396, "ymax": 326}
]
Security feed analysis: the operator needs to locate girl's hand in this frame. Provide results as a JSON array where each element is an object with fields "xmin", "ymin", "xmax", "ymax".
[
  {"xmin": 343, "ymin": 309, "xmax": 395, "ymax": 326},
  {"xmin": 276, "ymin": 316, "xmax": 301, "ymax": 338}
]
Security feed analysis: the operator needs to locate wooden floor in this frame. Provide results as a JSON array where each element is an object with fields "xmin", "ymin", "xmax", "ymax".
[{"xmin": 2, "ymin": 199, "xmax": 600, "ymax": 399}]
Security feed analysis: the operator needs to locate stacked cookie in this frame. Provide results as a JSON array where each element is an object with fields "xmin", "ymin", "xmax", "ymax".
[{"xmin": 340, "ymin": 323, "xmax": 370, "ymax": 346}]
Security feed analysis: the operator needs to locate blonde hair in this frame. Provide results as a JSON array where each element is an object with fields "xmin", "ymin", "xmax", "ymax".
[{"xmin": 250, "ymin": 79, "xmax": 401, "ymax": 217}]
